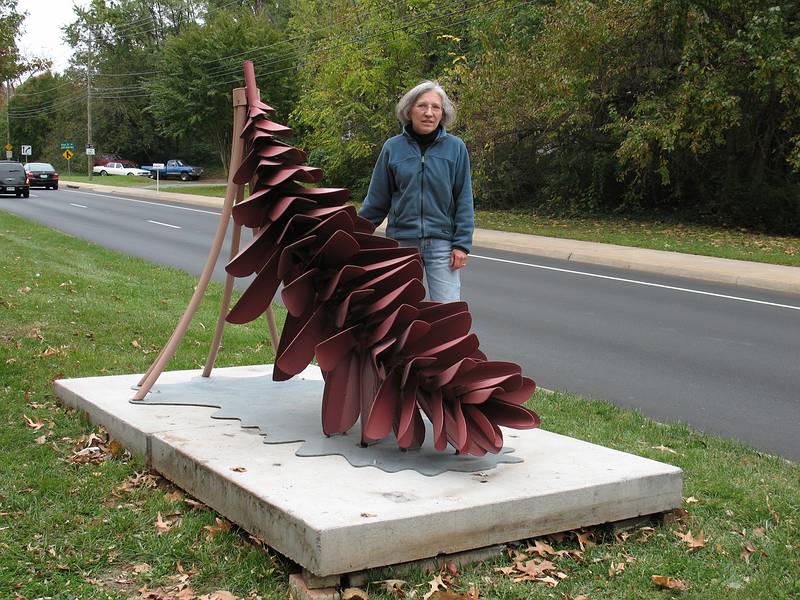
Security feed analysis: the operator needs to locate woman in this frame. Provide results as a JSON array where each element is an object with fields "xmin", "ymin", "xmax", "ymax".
[{"xmin": 358, "ymin": 81, "xmax": 474, "ymax": 302}]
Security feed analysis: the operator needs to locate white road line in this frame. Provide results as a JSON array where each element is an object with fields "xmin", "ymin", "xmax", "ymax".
[
  {"xmin": 69, "ymin": 203, "xmax": 87, "ymax": 208},
  {"xmin": 147, "ymin": 220, "xmax": 181, "ymax": 229},
  {"xmin": 57, "ymin": 187, "xmax": 800, "ymax": 312},
  {"xmin": 65, "ymin": 189, "xmax": 220, "ymax": 215},
  {"xmin": 471, "ymin": 254, "xmax": 800, "ymax": 312}
]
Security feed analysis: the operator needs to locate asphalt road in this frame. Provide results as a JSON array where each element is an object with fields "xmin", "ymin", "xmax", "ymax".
[{"xmin": 3, "ymin": 187, "xmax": 799, "ymax": 460}]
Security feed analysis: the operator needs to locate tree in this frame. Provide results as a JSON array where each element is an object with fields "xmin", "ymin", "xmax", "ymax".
[
  {"xmin": 146, "ymin": 4, "xmax": 297, "ymax": 171},
  {"xmin": 288, "ymin": 0, "xmax": 470, "ymax": 196}
]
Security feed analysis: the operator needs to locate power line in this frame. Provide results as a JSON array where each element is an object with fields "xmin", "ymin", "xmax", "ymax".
[{"xmin": 9, "ymin": 1, "xmax": 526, "ymax": 118}]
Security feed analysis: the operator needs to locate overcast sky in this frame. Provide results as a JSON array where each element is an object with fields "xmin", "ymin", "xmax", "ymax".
[{"xmin": 17, "ymin": 0, "xmax": 88, "ymax": 74}]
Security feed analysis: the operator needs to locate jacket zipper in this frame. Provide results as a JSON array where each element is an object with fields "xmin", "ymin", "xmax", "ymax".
[{"xmin": 420, "ymin": 153, "xmax": 425, "ymax": 239}]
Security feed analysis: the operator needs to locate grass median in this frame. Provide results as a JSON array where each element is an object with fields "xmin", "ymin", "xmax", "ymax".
[{"xmin": 1, "ymin": 211, "xmax": 797, "ymax": 599}]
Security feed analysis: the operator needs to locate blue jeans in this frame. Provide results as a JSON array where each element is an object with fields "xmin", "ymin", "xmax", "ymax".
[{"xmin": 398, "ymin": 238, "xmax": 461, "ymax": 302}]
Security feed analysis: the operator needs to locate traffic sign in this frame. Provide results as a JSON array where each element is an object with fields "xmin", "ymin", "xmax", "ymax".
[
  {"xmin": 60, "ymin": 142, "xmax": 75, "ymax": 150},
  {"xmin": 21, "ymin": 145, "xmax": 31, "ymax": 156},
  {"xmin": 63, "ymin": 149, "xmax": 75, "ymax": 160},
  {"xmin": 85, "ymin": 146, "xmax": 96, "ymax": 156},
  {"xmin": 3, "ymin": 143, "xmax": 12, "ymax": 151},
  {"xmin": 5, "ymin": 151, "xmax": 11, "ymax": 159}
]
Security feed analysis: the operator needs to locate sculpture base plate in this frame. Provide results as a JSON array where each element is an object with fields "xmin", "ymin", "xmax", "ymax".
[{"xmin": 54, "ymin": 364, "xmax": 683, "ymax": 577}]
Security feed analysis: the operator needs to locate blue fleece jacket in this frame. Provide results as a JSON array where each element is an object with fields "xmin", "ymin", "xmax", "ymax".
[{"xmin": 358, "ymin": 126, "xmax": 474, "ymax": 254}]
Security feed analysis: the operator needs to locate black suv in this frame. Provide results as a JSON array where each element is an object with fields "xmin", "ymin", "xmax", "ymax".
[{"xmin": 0, "ymin": 161, "xmax": 30, "ymax": 197}]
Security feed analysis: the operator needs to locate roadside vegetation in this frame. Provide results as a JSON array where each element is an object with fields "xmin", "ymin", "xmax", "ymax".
[
  {"xmin": 2, "ymin": 209, "xmax": 798, "ymax": 599},
  {"xmin": 1, "ymin": 0, "xmax": 798, "ymax": 236}
]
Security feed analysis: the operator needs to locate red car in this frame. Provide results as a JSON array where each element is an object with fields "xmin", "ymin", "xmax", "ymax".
[
  {"xmin": 25, "ymin": 162, "xmax": 59, "ymax": 190},
  {"xmin": 93, "ymin": 154, "xmax": 138, "ymax": 168}
]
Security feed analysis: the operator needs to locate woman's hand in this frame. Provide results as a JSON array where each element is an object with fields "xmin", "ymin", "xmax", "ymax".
[{"xmin": 450, "ymin": 248, "xmax": 468, "ymax": 270}]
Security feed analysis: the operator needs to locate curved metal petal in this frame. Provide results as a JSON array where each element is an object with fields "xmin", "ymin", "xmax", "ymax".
[
  {"xmin": 315, "ymin": 325, "xmax": 359, "ymax": 372},
  {"xmin": 281, "ymin": 267, "xmax": 319, "ymax": 317}
]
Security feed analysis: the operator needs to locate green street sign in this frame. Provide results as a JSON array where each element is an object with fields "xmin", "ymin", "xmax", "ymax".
[{"xmin": 60, "ymin": 142, "xmax": 75, "ymax": 150}]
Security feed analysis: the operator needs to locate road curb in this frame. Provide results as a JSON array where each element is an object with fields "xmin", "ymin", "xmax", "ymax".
[{"xmin": 61, "ymin": 180, "xmax": 800, "ymax": 295}]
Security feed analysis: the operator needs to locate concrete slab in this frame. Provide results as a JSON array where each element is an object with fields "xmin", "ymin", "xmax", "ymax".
[{"xmin": 54, "ymin": 365, "xmax": 683, "ymax": 577}]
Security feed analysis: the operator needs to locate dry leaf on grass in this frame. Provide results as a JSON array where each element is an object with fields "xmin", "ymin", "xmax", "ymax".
[
  {"xmin": 373, "ymin": 579, "xmax": 407, "ymax": 597},
  {"xmin": 423, "ymin": 574, "xmax": 447, "ymax": 600},
  {"xmin": 165, "ymin": 490, "xmax": 185, "ymax": 503},
  {"xmin": 203, "ymin": 517, "xmax": 232, "ymax": 540},
  {"xmin": 608, "ymin": 561, "xmax": 625, "ymax": 577},
  {"xmin": 116, "ymin": 471, "xmax": 161, "ymax": 494},
  {"xmin": 651, "ymin": 575, "xmax": 689, "ymax": 590},
  {"xmin": 131, "ymin": 340, "xmax": 141, "ymax": 348},
  {"xmin": 184, "ymin": 498, "xmax": 208, "ymax": 511},
  {"xmin": 198, "ymin": 592, "xmax": 239, "ymax": 600},
  {"xmin": 651, "ymin": 445, "xmax": 678, "ymax": 454},
  {"xmin": 342, "ymin": 588, "xmax": 369, "ymax": 600},
  {"xmin": 23, "ymin": 414, "xmax": 44, "ymax": 431},
  {"xmin": 574, "ymin": 531, "xmax": 594, "ymax": 551},
  {"xmin": 35, "ymin": 434, "xmax": 48, "ymax": 445},
  {"xmin": 155, "ymin": 511, "xmax": 181, "ymax": 534},
  {"xmin": 133, "ymin": 563, "xmax": 152, "ymax": 574},
  {"xmin": 527, "ymin": 539, "xmax": 555, "ymax": 556},
  {"xmin": 684, "ymin": 496, "xmax": 700, "ymax": 504},
  {"xmin": 740, "ymin": 541, "xmax": 758, "ymax": 563},
  {"xmin": 674, "ymin": 530, "xmax": 706, "ymax": 549}
]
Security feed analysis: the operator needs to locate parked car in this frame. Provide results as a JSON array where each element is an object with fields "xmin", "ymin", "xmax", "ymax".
[
  {"xmin": 92, "ymin": 162, "xmax": 151, "ymax": 177},
  {"xmin": 0, "ymin": 160, "xmax": 29, "ymax": 197},
  {"xmin": 93, "ymin": 154, "xmax": 138, "ymax": 168},
  {"xmin": 141, "ymin": 159, "xmax": 203, "ymax": 181},
  {"xmin": 25, "ymin": 162, "xmax": 59, "ymax": 190}
]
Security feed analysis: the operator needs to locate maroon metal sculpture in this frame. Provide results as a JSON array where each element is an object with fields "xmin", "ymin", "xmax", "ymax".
[{"xmin": 223, "ymin": 61, "xmax": 540, "ymax": 456}]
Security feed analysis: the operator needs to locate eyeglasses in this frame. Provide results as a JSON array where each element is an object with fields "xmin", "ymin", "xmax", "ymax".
[{"xmin": 414, "ymin": 102, "xmax": 443, "ymax": 113}]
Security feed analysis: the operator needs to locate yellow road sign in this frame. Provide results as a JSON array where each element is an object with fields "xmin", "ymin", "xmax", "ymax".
[
  {"xmin": 3, "ymin": 143, "xmax": 12, "ymax": 151},
  {"xmin": 63, "ymin": 149, "xmax": 74, "ymax": 160}
]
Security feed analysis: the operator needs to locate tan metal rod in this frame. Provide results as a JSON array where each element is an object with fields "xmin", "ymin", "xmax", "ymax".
[
  {"xmin": 202, "ymin": 188, "xmax": 245, "ymax": 377},
  {"xmin": 133, "ymin": 87, "xmax": 248, "ymax": 400}
]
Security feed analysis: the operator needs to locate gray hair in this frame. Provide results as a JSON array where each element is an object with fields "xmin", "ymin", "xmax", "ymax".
[{"xmin": 395, "ymin": 80, "xmax": 456, "ymax": 128}]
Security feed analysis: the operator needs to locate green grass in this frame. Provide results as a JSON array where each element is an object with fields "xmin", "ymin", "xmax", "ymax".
[
  {"xmin": 61, "ymin": 174, "xmax": 153, "ymax": 188},
  {"xmin": 475, "ymin": 209, "xmax": 800, "ymax": 267},
  {"xmin": 1, "ymin": 211, "xmax": 798, "ymax": 599}
]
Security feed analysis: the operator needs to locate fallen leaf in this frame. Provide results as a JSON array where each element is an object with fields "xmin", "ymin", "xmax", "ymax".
[
  {"xmin": 675, "ymin": 529, "xmax": 706, "ymax": 549},
  {"xmin": 165, "ymin": 490, "xmax": 184, "ymax": 503},
  {"xmin": 535, "ymin": 575, "xmax": 559, "ymax": 587},
  {"xmin": 116, "ymin": 471, "xmax": 160, "ymax": 493},
  {"xmin": 342, "ymin": 588, "xmax": 369, "ymax": 600},
  {"xmin": 18, "ymin": 286, "xmax": 31, "ymax": 294},
  {"xmin": 360, "ymin": 512, "xmax": 377, "ymax": 518},
  {"xmin": 740, "ymin": 541, "xmax": 757, "ymax": 563},
  {"xmin": 133, "ymin": 563, "xmax": 151, "ymax": 574},
  {"xmin": 752, "ymin": 527, "xmax": 765, "ymax": 538},
  {"xmin": 423, "ymin": 574, "xmax": 447, "ymax": 600},
  {"xmin": 651, "ymin": 445, "xmax": 677, "ymax": 454},
  {"xmin": 685, "ymin": 496, "xmax": 700, "ymax": 504},
  {"xmin": 374, "ymin": 579, "xmax": 407, "ymax": 597},
  {"xmin": 444, "ymin": 560, "xmax": 458, "ymax": 577},
  {"xmin": 608, "ymin": 561, "xmax": 625, "ymax": 577},
  {"xmin": 203, "ymin": 517, "xmax": 232, "ymax": 540},
  {"xmin": 575, "ymin": 530, "xmax": 594, "ymax": 551},
  {"xmin": 652, "ymin": 575, "xmax": 689, "ymax": 590},
  {"xmin": 131, "ymin": 340, "xmax": 141, "ymax": 348},
  {"xmin": 199, "ymin": 592, "xmax": 239, "ymax": 600},
  {"xmin": 23, "ymin": 414, "xmax": 44, "ymax": 431},
  {"xmin": 155, "ymin": 511, "xmax": 180, "ymax": 534},
  {"xmin": 35, "ymin": 434, "xmax": 48, "ymax": 445},
  {"xmin": 185, "ymin": 498, "xmax": 208, "ymax": 511},
  {"xmin": 527, "ymin": 539, "xmax": 555, "ymax": 556},
  {"xmin": 230, "ymin": 466, "xmax": 247, "ymax": 472}
]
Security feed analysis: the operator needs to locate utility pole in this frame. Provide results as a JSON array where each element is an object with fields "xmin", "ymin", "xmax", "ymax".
[
  {"xmin": 5, "ymin": 80, "xmax": 10, "ymax": 147},
  {"xmin": 86, "ymin": 43, "xmax": 92, "ymax": 178}
]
